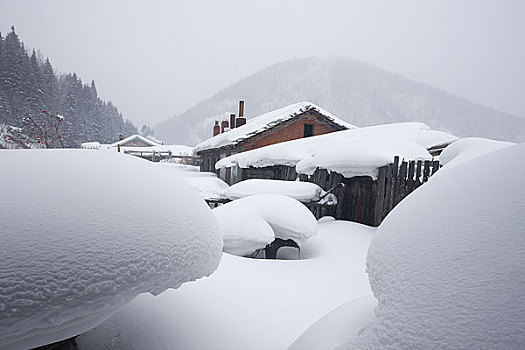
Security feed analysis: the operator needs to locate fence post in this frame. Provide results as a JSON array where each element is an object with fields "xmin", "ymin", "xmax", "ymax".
[
  {"xmin": 415, "ymin": 160, "xmax": 423, "ymax": 188},
  {"xmin": 423, "ymin": 160, "xmax": 431, "ymax": 183},
  {"xmin": 374, "ymin": 166, "xmax": 387, "ymax": 226}
]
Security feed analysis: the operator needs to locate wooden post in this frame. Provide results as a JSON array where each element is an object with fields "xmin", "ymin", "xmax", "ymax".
[
  {"xmin": 415, "ymin": 160, "xmax": 423, "ymax": 188},
  {"xmin": 383, "ymin": 163, "xmax": 394, "ymax": 219},
  {"xmin": 431, "ymin": 160, "xmax": 440, "ymax": 175},
  {"xmin": 407, "ymin": 161, "xmax": 415, "ymax": 194},
  {"xmin": 374, "ymin": 166, "xmax": 387, "ymax": 226},
  {"xmin": 396, "ymin": 161, "xmax": 408, "ymax": 205},
  {"xmin": 117, "ymin": 144, "xmax": 120, "ymax": 152},
  {"xmin": 423, "ymin": 160, "xmax": 431, "ymax": 182},
  {"xmin": 392, "ymin": 156, "xmax": 401, "ymax": 207}
]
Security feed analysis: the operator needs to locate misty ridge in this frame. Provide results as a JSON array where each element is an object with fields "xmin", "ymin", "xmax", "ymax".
[
  {"xmin": 154, "ymin": 57, "xmax": 525, "ymax": 146},
  {"xmin": 1, "ymin": 28, "xmax": 524, "ymax": 148}
]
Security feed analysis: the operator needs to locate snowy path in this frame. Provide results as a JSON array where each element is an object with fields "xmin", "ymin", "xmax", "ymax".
[{"xmin": 77, "ymin": 220, "xmax": 374, "ymax": 350}]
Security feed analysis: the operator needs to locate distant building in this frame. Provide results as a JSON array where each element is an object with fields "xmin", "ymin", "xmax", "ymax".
[
  {"xmin": 194, "ymin": 101, "xmax": 354, "ymax": 184},
  {"xmin": 81, "ymin": 134, "xmax": 195, "ymax": 164}
]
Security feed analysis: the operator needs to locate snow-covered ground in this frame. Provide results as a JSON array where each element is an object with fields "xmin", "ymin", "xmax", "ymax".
[
  {"xmin": 77, "ymin": 218, "xmax": 374, "ymax": 350},
  {"xmin": 4, "ymin": 137, "xmax": 523, "ymax": 350}
]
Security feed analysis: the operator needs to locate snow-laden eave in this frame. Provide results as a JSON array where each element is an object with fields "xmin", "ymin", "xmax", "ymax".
[
  {"xmin": 216, "ymin": 122, "xmax": 457, "ymax": 179},
  {"xmin": 194, "ymin": 102, "xmax": 356, "ymax": 154}
]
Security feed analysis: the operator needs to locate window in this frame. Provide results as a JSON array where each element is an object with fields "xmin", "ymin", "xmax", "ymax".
[{"xmin": 303, "ymin": 124, "xmax": 314, "ymax": 137}]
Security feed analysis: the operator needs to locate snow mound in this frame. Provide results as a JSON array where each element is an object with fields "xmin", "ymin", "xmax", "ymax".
[
  {"xmin": 288, "ymin": 294, "xmax": 376, "ymax": 350},
  {"xmin": 439, "ymin": 137, "xmax": 515, "ymax": 170},
  {"xmin": 351, "ymin": 143, "xmax": 525, "ymax": 349},
  {"xmin": 0, "ymin": 150, "xmax": 223, "ymax": 350},
  {"xmin": 155, "ymin": 163, "xmax": 229, "ymax": 200},
  {"xmin": 223, "ymin": 179, "xmax": 324, "ymax": 202},
  {"xmin": 213, "ymin": 194, "xmax": 318, "ymax": 256}
]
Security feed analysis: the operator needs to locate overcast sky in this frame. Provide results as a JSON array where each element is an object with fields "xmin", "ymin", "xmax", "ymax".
[{"xmin": 1, "ymin": 0, "xmax": 524, "ymax": 128}]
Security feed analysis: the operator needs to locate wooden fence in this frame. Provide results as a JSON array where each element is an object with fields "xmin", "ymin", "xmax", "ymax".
[
  {"xmin": 235, "ymin": 157, "xmax": 440, "ymax": 226},
  {"xmin": 321, "ymin": 156, "xmax": 441, "ymax": 226}
]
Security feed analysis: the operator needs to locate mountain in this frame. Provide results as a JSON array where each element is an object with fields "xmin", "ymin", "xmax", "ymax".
[
  {"xmin": 0, "ymin": 27, "xmax": 136, "ymax": 148},
  {"xmin": 154, "ymin": 57, "xmax": 525, "ymax": 146}
]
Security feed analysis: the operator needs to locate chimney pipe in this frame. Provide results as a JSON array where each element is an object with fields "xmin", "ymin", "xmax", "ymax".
[
  {"xmin": 239, "ymin": 100, "xmax": 244, "ymax": 117},
  {"xmin": 213, "ymin": 121, "xmax": 220, "ymax": 136},
  {"xmin": 221, "ymin": 120, "xmax": 229, "ymax": 133},
  {"xmin": 230, "ymin": 113, "xmax": 236, "ymax": 129},
  {"xmin": 236, "ymin": 100, "xmax": 246, "ymax": 127}
]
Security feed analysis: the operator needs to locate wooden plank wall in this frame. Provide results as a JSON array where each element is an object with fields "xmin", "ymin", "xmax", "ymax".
[{"xmin": 240, "ymin": 158, "xmax": 440, "ymax": 227}]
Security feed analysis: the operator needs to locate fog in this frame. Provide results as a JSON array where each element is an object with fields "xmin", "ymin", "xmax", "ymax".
[{"xmin": 1, "ymin": 0, "xmax": 524, "ymax": 128}]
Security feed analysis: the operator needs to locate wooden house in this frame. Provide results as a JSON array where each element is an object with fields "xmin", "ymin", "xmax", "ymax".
[
  {"xmin": 194, "ymin": 101, "xmax": 355, "ymax": 184},
  {"xmin": 215, "ymin": 122, "xmax": 458, "ymax": 226}
]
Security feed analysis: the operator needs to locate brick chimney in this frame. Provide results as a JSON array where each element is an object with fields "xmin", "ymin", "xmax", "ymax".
[
  {"xmin": 213, "ymin": 121, "xmax": 220, "ymax": 136},
  {"xmin": 236, "ymin": 100, "xmax": 246, "ymax": 127},
  {"xmin": 221, "ymin": 120, "xmax": 229, "ymax": 133},
  {"xmin": 230, "ymin": 113, "xmax": 236, "ymax": 129},
  {"xmin": 118, "ymin": 133, "xmax": 125, "ymax": 141}
]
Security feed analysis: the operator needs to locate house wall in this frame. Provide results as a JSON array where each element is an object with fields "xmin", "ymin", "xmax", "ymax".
[{"xmin": 243, "ymin": 112, "xmax": 341, "ymax": 151}]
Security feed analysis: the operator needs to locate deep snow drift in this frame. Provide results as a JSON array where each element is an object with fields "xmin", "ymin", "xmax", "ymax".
[
  {"xmin": 77, "ymin": 219, "xmax": 375, "ymax": 350},
  {"xmin": 349, "ymin": 143, "xmax": 525, "ymax": 349},
  {"xmin": 212, "ymin": 194, "xmax": 318, "ymax": 256},
  {"xmin": 439, "ymin": 136, "xmax": 514, "ymax": 170},
  {"xmin": 0, "ymin": 150, "xmax": 223, "ymax": 350}
]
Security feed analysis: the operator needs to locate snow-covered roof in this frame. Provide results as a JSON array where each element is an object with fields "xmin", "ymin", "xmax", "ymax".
[
  {"xmin": 216, "ymin": 122, "xmax": 458, "ymax": 179},
  {"xmin": 109, "ymin": 134, "xmax": 159, "ymax": 147},
  {"xmin": 194, "ymin": 102, "xmax": 356, "ymax": 153}
]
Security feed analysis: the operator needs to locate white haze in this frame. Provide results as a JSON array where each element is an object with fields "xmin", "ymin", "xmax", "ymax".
[{"xmin": 1, "ymin": 0, "xmax": 524, "ymax": 128}]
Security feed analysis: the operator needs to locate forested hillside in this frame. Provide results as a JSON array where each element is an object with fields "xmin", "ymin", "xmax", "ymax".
[
  {"xmin": 0, "ymin": 27, "xmax": 136, "ymax": 148},
  {"xmin": 155, "ymin": 57, "xmax": 525, "ymax": 145}
]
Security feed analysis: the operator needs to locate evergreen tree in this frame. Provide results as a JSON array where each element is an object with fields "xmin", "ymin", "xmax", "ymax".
[{"xmin": 0, "ymin": 27, "xmax": 137, "ymax": 147}]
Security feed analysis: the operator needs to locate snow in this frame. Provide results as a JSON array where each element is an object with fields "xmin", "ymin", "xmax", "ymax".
[
  {"xmin": 194, "ymin": 102, "xmax": 356, "ymax": 153},
  {"xmin": 439, "ymin": 137, "xmax": 515, "ymax": 170},
  {"xmin": 223, "ymin": 179, "xmax": 325, "ymax": 202},
  {"xmin": 216, "ymin": 122, "xmax": 457, "ymax": 179},
  {"xmin": 80, "ymin": 141, "xmax": 101, "ymax": 149},
  {"xmin": 287, "ymin": 294, "xmax": 376, "ymax": 350},
  {"xmin": 0, "ymin": 149, "xmax": 223, "ymax": 350},
  {"xmin": 156, "ymin": 163, "xmax": 229, "ymax": 200},
  {"xmin": 212, "ymin": 194, "xmax": 318, "ymax": 256},
  {"xmin": 77, "ymin": 219, "xmax": 375, "ymax": 350},
  {"xmin": 349, "ymin": 142, "xmax": 525, "ymax": 349}
]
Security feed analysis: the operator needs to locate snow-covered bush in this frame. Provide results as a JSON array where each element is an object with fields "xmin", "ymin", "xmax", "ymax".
[
  {"xmin": 350, "ymin": 143, "xmax": 525, "ymax": 349},
  {"xmin": 0, "ymin": 150, "xmax": 223, "ymax": 350},
  {"xmin": 213, "ymin": 194, "xmax": 317, "ymax": 257}
]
